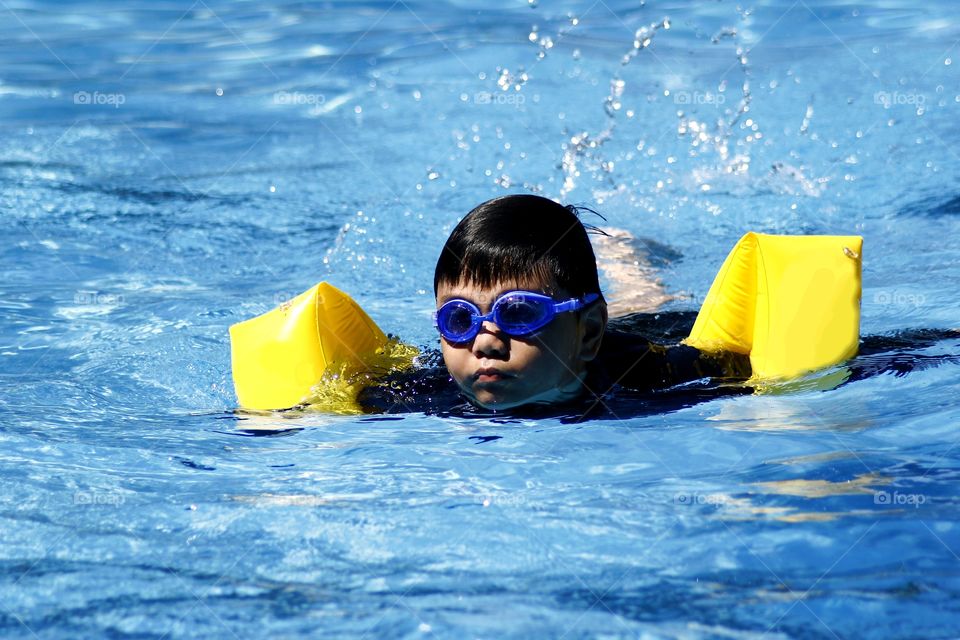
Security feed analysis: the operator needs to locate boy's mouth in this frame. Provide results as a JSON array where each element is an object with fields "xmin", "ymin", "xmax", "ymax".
[{"xmin": 473, "ymin": 367, "xmax": 513, "ymax": 383}]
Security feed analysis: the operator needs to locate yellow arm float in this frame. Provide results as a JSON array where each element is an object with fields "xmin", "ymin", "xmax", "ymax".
[
  {"xmin": 230, "ymin": 282, "xmax": 394, "ymax": 411},
  {"xmin": 230, "ymin": 233, "xmax": 862, "ymax": 411},
  {"xmin": 683, "ymin": 232, "xmax": 863, "ymax": 381}
]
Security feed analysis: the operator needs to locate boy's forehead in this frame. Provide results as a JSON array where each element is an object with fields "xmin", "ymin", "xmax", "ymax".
[{"xmin": 436, "ymin": 276, "xmax": 566, "ymax": 302}]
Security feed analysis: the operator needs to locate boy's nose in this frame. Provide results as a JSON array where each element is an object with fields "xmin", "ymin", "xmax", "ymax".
[{"xmin": 472, "ymin": 321, "xmax": 508, "ymax": 358}]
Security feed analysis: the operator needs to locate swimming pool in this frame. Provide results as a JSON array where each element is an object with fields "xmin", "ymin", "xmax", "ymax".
[{"xmin": 2, "ymin": 0, "xmax": 959, "ymax": 637}]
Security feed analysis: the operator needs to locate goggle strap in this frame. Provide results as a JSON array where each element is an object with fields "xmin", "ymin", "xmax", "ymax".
[
  {"xmin": 553, "ymin": 293, "xmax": 600, "ymax": 314},
  {"xmin": 552, "ymin": 299, "xmax": 580, "ymax": 313}
]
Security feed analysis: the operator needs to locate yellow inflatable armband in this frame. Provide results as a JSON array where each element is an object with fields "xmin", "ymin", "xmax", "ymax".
[
  {"xmin": 230, "ymin": 282, "xmax": 414, "ymax": 412},
  {"xmin": 683, "ymin": 232, "xmax": 863, "ymax": 382}
]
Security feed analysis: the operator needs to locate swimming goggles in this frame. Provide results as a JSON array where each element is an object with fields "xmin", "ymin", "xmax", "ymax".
[{"xmin": 434, "ymin": 290, "xmax": 600, "ymax": 343}]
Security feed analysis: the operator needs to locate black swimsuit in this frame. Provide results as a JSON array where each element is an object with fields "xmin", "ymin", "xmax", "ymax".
[
  {"xmin": 355, "ymin": 311, "xmax": 752, "ymax": 419},
  {"xmin": 355, "ymin": 311, "xmax": 958, "ymax": 421}
]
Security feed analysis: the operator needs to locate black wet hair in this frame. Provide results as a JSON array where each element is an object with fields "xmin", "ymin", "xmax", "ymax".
[{"xmin": 434, "ymin": 194, "xmax": 606, "ymax": 300}]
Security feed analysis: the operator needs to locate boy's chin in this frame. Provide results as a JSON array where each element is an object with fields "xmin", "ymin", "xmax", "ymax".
[
  {"xmin": 464, "ymin": 383, "xmax": 581, "ymax": 411},
  {"xmin": 466, "ymin": 389, "xmax": 525, "ymax": 411}
]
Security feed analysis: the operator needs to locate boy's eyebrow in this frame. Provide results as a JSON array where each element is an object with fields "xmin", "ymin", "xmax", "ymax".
[{"xmin": 436, "ymin": 284, "xmax": 555, "ymax": 306}]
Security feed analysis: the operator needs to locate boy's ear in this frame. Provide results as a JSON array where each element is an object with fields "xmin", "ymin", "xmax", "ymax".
[{"xmin": 578, "ymin": 301, "xmax": 607, "ymax": 362}]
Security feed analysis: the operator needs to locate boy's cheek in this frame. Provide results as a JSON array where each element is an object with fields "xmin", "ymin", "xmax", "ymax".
[{"xmin": 440, "ymin": 344, "xmax": 468, "ymax": 382}]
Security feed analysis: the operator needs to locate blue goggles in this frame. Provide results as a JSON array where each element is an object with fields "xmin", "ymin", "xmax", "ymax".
[{"xmin": 434, "ymin": 290, "xmax": 600, "ymax": 343}]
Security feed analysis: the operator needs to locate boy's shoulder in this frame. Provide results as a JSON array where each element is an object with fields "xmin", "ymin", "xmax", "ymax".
[{"xmin": 589, "ymin": 330, "xmax": 670, "ymax": 394}]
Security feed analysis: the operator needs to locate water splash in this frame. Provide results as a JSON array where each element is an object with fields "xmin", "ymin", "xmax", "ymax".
[
  {"xmin": 621, "ymin": 18, "xmax": 671, "ymax": 66},
  {"xmin": 670, "ymin": 12, "xmax": 769, "ymax": 194},
  {"xmin": 799, "ymin": 102, "xmax": 814, "ymax": 135},
  {"xmin": 527, "ymin": 25, "xmax": 554, "ymax": 61},
  {"xmin": 560, "ymin": 16, "xmax": 671, "ymax": 198},
  {"xmin": 496, "ymin": 66, "xmax": 529, "ymax": 91}
]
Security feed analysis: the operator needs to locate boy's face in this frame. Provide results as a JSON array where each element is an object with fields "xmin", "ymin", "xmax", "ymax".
[{"xmin": 435, "ymin": 278, "xmax": 605, "ymax": 410}]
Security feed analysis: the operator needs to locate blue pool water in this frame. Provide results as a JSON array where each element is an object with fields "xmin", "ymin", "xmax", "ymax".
[{"xmin": 2, "ymin": 0, "xmax": 960, "ymax": 637}]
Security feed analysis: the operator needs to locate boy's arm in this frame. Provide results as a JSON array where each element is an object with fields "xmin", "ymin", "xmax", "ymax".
[
  {"xmin": 664, "ymin": 342, "xmax": 752, "ymax": 383},
  {"xmin": 594, "ymin": 330, "xmax": 751, "ymax": 392},
  {"xmin": 354, "ymin": 364, "xmax": 461, "ymax": 414}
]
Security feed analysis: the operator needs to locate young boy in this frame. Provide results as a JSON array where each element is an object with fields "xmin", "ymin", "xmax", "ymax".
[{"xmin": 357, "ymin": 194, "xmax": 751, "ymax": 415}]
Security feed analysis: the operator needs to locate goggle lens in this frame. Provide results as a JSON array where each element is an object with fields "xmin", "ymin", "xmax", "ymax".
[
  {"xmin": 495, "ymin": 294, "xmax": 551, "ymax": 332},
  {"xmin": 438, "ymin": 302, "xmax": 477, "ymax": 340}
]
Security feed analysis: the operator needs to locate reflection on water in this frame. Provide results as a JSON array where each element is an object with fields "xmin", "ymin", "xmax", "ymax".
[
  {"xmin": 2, "ymin": 0, "xmax": 960, "ymax": 637},
  {"xmin": 707, "ymin": 392, "xmax": 875, "ymax": 432},
  {"xmin": 754, "ymin": 473, "xmax": 886, "ymax": 498}
]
